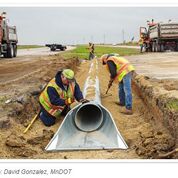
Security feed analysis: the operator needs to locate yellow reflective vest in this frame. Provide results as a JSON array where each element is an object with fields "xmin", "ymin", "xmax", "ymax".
[
  {"xmin": 138, "ymin": 38, "xmax": 144, "ymax": 45},
  {"xmin": 106, "ymin": 56, "xmax": 135, "ymax": 82},
  {"xmin": 39, "ymin": 78, "xmax": 75, "ymax": 118}
]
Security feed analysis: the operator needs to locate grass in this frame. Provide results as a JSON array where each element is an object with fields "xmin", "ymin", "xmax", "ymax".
[
  {"xmin": 17, "ymin": 45, "xmax": 44, "ymax": 49},
  {"xmin": 0, "ymin": 96, "xmax": 7, "ymax": 104},
  {"xmin": 167, "ymin": 99, "xmax": 178, "ymax": 112},
  {"xmin": 61, "ymin": 45, "xmax": 140, "ymax": 60}
]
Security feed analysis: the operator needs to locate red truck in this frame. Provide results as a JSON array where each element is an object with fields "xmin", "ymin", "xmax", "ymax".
[
  {"xmin": 0, "ymin": 12, "xmax": 18, "ymax": 58},
  {"xmin": 140, "ymin": 20, "xmax": 178, "ymax": 52}
]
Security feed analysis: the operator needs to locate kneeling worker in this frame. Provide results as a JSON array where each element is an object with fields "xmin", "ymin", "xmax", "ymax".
[
  {"xmin": 39, "ymin": 69, "xmax": 88, "ymax": 126},
  {"xmin": 100, "ymin": 54, "xmax": 135, "ymax": 115}
]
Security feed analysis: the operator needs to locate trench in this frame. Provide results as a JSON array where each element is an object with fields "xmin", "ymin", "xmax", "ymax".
[{"xmin": 0, "ymin": 56, "xmax": 177, "ymax": 159}]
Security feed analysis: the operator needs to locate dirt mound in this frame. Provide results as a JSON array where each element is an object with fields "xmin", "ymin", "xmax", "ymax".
[
  {"xmin": 0, "ymin": 55, "xmax": 80, "ymax": 158},
  {"xmin": 27, "ymin": 129, "xmax": 54, "ymax": 148},
  {"xmin": 135, "ymin": 130, "xmax": 175, "ymax": 158},
  {"xmin": 6, "ymin": 132, "xmax": 37, "ymax": 158},
  {"xmin": 133, "ymin": 74, "xmax": 178, "ymax": 142}
]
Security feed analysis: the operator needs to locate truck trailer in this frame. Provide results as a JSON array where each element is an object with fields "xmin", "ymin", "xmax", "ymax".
[
  {"xmin": 0, "ymin": 12, "xmax": 18, "ymax": 58},
  {"xmin": 140, "ymin": 21, "xmax": 178, "ymax": 52}
]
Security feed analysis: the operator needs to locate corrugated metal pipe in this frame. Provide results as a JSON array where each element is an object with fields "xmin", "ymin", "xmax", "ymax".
[{"xmin": 74, "ymin": 59, "xmax": 103, "ymax": 132}]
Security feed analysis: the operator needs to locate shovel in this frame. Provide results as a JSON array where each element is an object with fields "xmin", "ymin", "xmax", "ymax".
[
  {"xmin": 101, "ymin": 80, "xmax": 113, "ymax": 98},
  {"xmin": 23, "ymin": 110, "xmax": 40, "ymax": 134},
  {"xmin": 101, "ymin": 93, "xmax": 112, "ymax": 98}
]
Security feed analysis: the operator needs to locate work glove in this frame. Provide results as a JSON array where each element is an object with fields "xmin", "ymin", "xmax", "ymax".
[
  {"xmin": 80, "ymin": 98, "xmax": 90, "ymax": 104},
  {"xmin": 65, "ymin": 98, "xmax": 72, "ymax": 105}
]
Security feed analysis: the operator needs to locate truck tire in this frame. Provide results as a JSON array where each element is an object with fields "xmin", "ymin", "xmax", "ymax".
[
  {"xmin": 152, "ymin": 42, "xmax": 155, "ymax": 52},
  {"xmin": 175, "ymin": 43, "xmax": 178, "ymax": 51},
  {"xmin": 7, "ymin": 44, "xmax": 13, "ymax": 58},
  {"xmin": 157, "ymin": 44, "xmax": 161, "ymax": 52},
  {"xmin": 13, "ymin": 44, "xmax": 17, "ymax": 57},
  {"xmin": 60, "ymin": 47, "xmax": 65, "ymax": 51},
  {"xmin": 155, "ymin": 44, "xmax": 158, "ymax": 52},
  {"xmin": 160, "ymin": 44, "xmax": 164, "ymax": 52},
  {"xmin": 50, "ymin": 45, "xmax": 56, "ymax": 51}
]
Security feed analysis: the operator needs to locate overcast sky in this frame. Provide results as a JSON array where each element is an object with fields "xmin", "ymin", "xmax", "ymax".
[{"xmin": 1, "ymin": 7, "xmax": 178, "ymax": 45}]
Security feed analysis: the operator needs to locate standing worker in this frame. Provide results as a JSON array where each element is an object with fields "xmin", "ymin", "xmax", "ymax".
[
  {"xmin": 39, "ymin": 69, "xmax": 88, "ymax": 126},
  {"xmin": 100, "ymin": 54, "xmax": 135, "ymax": 115},
  {"xmin": 88, "ymin": 42, "xmax": 95, "ymax": 60},
  {"xmin": 138, "ymin": 35, "xmax": 144, "ymax": 53}
]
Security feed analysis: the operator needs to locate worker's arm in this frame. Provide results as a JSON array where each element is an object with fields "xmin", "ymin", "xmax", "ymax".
[
  {"xmin": 107, "ymin": 60, "xmax": 117, "ymax": 79},
  {"xmin": 47, "ymin": 86, "xmax": 66, "ymax": 106},
  {"xmin": 74, "ymin": 82, "xmax": 84, "ymax": 102}
]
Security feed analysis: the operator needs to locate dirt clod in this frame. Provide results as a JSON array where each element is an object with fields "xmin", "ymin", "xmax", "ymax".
[
  {"xmin": 27, "ymin": 129, "xmax": 54, "ymax": 148},
  {"xmin": 0, "ymin": 117, "xmax": 11, "ymax": 129},
  {"xmin": 6, "ymin": 133, "xmax": 26, "ymax": 147}
]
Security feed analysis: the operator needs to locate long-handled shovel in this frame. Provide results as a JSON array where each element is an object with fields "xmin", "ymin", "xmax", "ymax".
[
  {"xmin": 23, "ymin": 110, "xmax": 40, "ymax": 134},
  {"xmin": 101, "ymin": 80, "xmax": 113, "ymax": 98}
]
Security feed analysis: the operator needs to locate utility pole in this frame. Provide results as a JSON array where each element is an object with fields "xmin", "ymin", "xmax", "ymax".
[
  {"xmin": 122, "ymin": 29, "xmax": 125, "ymax": 44},
  {"xmin": 103, "ymin": 34, "xmax": 106, "ymax": 44}
]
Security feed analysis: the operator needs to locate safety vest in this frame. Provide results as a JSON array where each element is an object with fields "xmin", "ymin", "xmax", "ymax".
[
  {"xmin": 139, "ymin": 38, "xmax": 144, "ymax": 45},
  {"xmin": 39, "ymin": 78, "xmax": 75, "ymax": 118},
  {"xmin": 106, "ymin": 56, "xmax": 135, "ymax": 82}
]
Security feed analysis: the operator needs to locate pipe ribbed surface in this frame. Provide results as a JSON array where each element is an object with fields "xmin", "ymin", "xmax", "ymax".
[
  {"xmin": 83, "ymin": 58, "xmax": 101, "ymax": 104},
  {"xmin": 74, "ymin": 58, "xmax": 103, "ymax": 132}
]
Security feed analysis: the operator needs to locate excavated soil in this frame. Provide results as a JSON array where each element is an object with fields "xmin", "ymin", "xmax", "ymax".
[{"xmin": 0, "ymin": 53, "xmax": 178, "ymax": 159}]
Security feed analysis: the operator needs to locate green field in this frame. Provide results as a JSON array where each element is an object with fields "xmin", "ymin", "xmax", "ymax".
[
  {"xmin": 17, "ymin": 45, "xmax": 44, "ymax": 49},
  {"xmin": 61, "ymin": 45, "xmax": 140, "ymax": 60}
]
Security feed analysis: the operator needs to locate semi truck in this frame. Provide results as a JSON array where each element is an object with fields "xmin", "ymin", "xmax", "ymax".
[
  {"xmin": 0, "ymin": 12, "xmax": 18, "ymax": 58},
  {"xmin": 140, "ymin": 20, "xmax": 178, "ymax": 52},
  {"xmin": 45, "ymin": 44, "xmax": 67, "ymax": 51}
]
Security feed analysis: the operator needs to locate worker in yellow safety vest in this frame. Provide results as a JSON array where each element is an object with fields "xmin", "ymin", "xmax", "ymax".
[
  {"xmin": 39, "ymin": 69, "xmax": 89, "ymax": 126},
  {"xmin": 87, "ymin": 42, "xmax": 95, "ymax": 60},
  {"xmin": 100, "ymin": 54, "xmax": 135, "ymax": 115},
  {"xmin": 138, "ymin": 36, "xmax": 144, "ymax": 53}
]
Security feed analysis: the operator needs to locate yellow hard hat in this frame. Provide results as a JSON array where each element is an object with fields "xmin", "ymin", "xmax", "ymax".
[{"xmin": 62, "ymin": 69, "xmax": 75, "ymax": 81}]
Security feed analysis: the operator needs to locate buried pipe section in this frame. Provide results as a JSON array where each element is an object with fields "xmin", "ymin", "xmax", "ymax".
[{"xmin": 45, "ymin": 58, "xmax": 128, "ymax": 151}]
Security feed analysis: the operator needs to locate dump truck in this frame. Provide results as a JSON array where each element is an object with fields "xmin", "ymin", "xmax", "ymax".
[
  {"xmin": 140, "ymin": 20, "xmax": 178, "ymax": 52},
  {"xmin": 0, "ymin": 12, "xmax": 18, "ymax": 58},
  {"xmin": 45, "ymin": 44, "xmax": 67, "ymax": 51}
]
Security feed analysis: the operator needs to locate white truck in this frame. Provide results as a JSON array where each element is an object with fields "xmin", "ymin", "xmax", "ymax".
[{"xmin": 0, "ymin": 12, "xmax": 18, "ymax": 58}]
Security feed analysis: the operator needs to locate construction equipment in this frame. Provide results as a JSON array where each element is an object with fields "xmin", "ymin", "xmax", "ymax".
[
  {"xmin": 45, "ymin": 58, "xmax": 128, "ymax": 151},
  {"xmin": 23, "ymin": 111, "xmax": 40, "ymax": 134},
  {"xmin": 0, "ymin": 12, "xmax": 18, "ymax": 58},
  {"xmin": 140, "ymin": 19, "xmax": 178, "ymax": 52}
]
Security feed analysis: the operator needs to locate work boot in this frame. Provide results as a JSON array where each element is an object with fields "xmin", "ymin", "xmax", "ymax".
[
  {"xmin": 114, "ymin": 101, "xmax": 125, "ymax": 107},
  {"xmin": 120, "ymin": 108, "xmax": 133, "ymax": 115}
]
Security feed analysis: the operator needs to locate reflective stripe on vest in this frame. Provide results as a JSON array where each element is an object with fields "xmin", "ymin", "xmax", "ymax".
[
  {"xmin": 106, "ymin": 56, "xmax": 135, "ymax": 82},
  {"xmin": 39, "ymin": 78, "xmax": 75, "ymax": 118}
]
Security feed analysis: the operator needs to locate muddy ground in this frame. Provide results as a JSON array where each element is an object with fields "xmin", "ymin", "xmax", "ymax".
[{"xmin": 0, "ymin": 52, "xmax": 178, "ymax": 159}]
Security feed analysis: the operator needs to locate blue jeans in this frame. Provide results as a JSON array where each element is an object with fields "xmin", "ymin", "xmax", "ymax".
[
  {"xmin": 89, "ymin": 52, "xmax": 94, "ymax": 60},
  {"xmin": 118, "ymin": 72, "xmax": 133, "ymax": 110}
]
